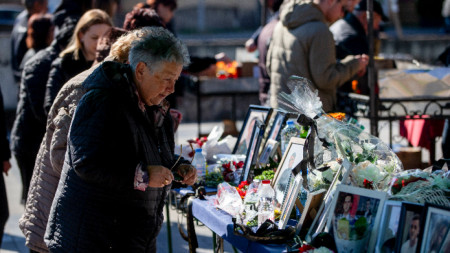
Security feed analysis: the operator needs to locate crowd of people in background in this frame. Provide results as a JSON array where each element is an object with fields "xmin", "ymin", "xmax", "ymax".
[
  {"xmin": 4, "ymin": 0, "xmax": 200, "ymax": 252},
  {"xmin": 0, "ymin": 0, "xmax": 449, "ymax": 252}
]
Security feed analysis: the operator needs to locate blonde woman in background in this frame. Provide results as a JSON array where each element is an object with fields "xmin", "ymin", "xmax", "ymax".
[{"xmin": 44, "ymin": 9, "xmax": 112, "ymax": 114}]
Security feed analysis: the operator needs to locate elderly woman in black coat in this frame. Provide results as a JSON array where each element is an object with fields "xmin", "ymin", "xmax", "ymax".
[{"xmin": 44, "ymin": 27, "xmax": 196, "ymax": 252}]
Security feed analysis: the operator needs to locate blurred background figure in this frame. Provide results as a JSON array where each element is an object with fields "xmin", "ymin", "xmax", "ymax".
[
  {"xmin": 94, "ymin": 7, "xmax": 165, "ymax": 65},
  {"xmin": 330, "ymin": 0, "xmax": 387, "ymax": 97},
  {"xmin": 52, "ymin": 0, "xmax": 92, "ymax": 36},
  {"xmin": 443, "ymin": 0, "xmax": 450, "ymax": 33},
  {"xmin": 10, "ymin": 9, "xmax": 111, "ymax": 206},
  {"xmin": 255, "ymin": 0, "xmax": 284, "ymax": 105},
  {"xmin": 11, "ymin": 0, "xmax": 48, "ymax": 84},
  {"xmin": 244, "ymin": 0, "xmax": 284, "ymax": 53},
  {"xmin": 93, "ymin": 0, "xmax": 121, "ymax": 18},
  {"xmin": 44, "ymin": 9, "xmax": 112, "ymax": 114},
  {"xmin": 20, "ymin": 13, "xmax": 54, "ymax": 73},
  {"xmin": 0, "ymin": 84, "xmax": 12, "ymax": 249},
  {"xmin": 134, "ymin": 0, "xmax": 177, "ymax": 32}
]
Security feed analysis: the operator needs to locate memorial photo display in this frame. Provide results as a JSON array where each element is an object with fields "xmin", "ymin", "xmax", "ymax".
[{"xmin": 233, "ymin": 105, "xmax": 272, "ymax": 155}]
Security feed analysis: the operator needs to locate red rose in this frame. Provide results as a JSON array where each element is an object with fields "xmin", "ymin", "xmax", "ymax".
[{"xmin": 298, "ymin": 244, "xmax": 314, "ymax": 252}]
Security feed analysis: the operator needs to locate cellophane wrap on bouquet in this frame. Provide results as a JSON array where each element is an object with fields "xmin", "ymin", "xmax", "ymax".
[
  {"xmin": 202, "ymin": 126, "xmax": 237, "ymax": 161},
  {"xmin": 215, "ymin": 182, "xmax": 243, "ymax": 217},
  {"xmin": 388, "ymin": 169, "xmax": 450, "ymax": 207},
  {"xmin": 278, "ymin": 76, "xmax": 403, "ymax": 191}
]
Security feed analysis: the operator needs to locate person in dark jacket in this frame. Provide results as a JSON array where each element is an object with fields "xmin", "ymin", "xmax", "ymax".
[
  {"xmin": 0, "ymin": 85, "xmax": 12, "ymax": 248},
  {"xmin": 45, "ymin": 27, "xmax": 197, "ymax": 252},
  {"xmin": 10, "ymin": 18, "xmax": 76, "ymax": 204},
  {"xmin": 330, "ymin": 0, "xmax": 387, "ymax": 95},
  {"xmin": 10, "ymin": 0, "xmax": 48, "ymax": 84},
  {"xmin": 19, "ymin": 13, "xmax": 54, "ymax": 73},
  {"xmin": 52, "ymin": 0, "xmax": 92, "ymax": 35},
  {"xmin": 44, "ymin": 9, "xmax": 112, "ymax": 114}
]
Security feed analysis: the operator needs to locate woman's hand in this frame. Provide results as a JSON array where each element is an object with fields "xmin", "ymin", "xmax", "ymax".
[
  {"xmin": 147, "ymin": 165, "xmax": 174, "ymax": 187},
  {"xmin": 174, "ymin": 164, "xmax": 197, "ymax": 186},
  {"xmin": 181, "ymin": 165, "xmax": 197, "ymax": 186}
]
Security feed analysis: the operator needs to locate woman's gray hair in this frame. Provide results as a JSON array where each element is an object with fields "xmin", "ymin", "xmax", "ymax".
[{"xmin": 128, "ymin": 27, "xmax": 190, "ymax": 72}]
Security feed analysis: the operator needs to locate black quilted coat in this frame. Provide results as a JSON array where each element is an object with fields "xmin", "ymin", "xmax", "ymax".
[
  {"xmin": 10, "ymin": 42, "xmax": 60, "ymax": 157},
  {"xmin": 45, "ymin": 61, "xmax": 178, "ymax": 252}
]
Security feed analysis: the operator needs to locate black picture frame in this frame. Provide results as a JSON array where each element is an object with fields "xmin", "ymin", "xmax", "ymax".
[
  {"xmin": 233, "ymin": 105, "xmax": 272, "ymax": 155},
  {"xmin": 395, "ymin": 202, "xmax": 424, "ymax": 253},
  {"xmin": 240, "ymin": 119, "xmax": 265, "ymax": 182},
  {"xmin": 417, "ymin": 203, "xmax": 450, "ymax": 253}
]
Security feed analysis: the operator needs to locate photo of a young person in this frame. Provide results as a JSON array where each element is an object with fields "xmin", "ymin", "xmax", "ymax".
[
  {"xmin": 428, "ymin": 219, "xmax": 449, "ymax": 253},
  {"xmin": 400, "ymin": 214, "xmax": 421, "ymax": 253},
  {"xmin": 420, "ymin": 206, "xmax": 450, "ymax": 253},
  {"xmin": 356, "ymin": 198, "xmax": 374, "ymax": 224},
  {"xmin": 328, "ymin": 185, "xmax": 386, "ymax": 253},
  {"xmin": 334, "ymin": 193, "xmax": 356, "ymax": 240}
]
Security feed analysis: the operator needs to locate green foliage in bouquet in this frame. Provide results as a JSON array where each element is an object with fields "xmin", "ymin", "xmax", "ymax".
[
  {"xmin": 341, "ymin": 141, "xmax": 377, "ymax": 164},
  {"xmin": 253, "ymin": 157, "xmax": 279, "ymax": 180},
  {"xmin": 205, "ymin": 170, "xmax": 224, "ymax": 188},
  {"xmin": 246, "ymin": 216, "xmax": 258, "ymax": 227},
  {"xmin": 254, "ymin": 170, "xmax": 275, "ymax": 181},
  {"xmin": 354, "ymin": 217, "xmax": 368, "ymax": 240}
]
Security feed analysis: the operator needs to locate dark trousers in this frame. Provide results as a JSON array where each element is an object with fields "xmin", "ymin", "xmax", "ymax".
[
  {"xmin": 14, "ymin": 153, "xmax": 36, "ymax": 203},
  {"xmin": 0, "ymin": 172, "xmax": 9, "ymax": 248}
]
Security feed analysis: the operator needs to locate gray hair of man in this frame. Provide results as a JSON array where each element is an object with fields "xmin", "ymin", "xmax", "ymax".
[{"xmin": 128, "ymin": 27, "xmax": 190, "ymax": 74}]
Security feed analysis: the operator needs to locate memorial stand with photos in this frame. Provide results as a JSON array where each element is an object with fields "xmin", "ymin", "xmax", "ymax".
[{"xmin": 172, "ymin": 74, "xmax": 450, "ymax": 253}]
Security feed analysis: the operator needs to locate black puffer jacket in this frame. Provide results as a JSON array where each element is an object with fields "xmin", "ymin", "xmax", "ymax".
[
  {"xmin": 44, "ymin": 51, "xmax": 93, "ymax": 114},
  {"xmin": 10, "ymin": 41, "xmax": 60, "ymax": 157},
  {"xmin": 45, "ymin": 61, "xmax": 179, "ymax": 252}
]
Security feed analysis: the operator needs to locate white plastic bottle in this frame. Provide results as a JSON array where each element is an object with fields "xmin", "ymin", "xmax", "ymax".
[
  {"xmin": 191, "ymin": 148, "xmax": 206, "ymax": 180},
  {"xmin": 257, "ymin": 180, "xmax": 275, "ymax": 227},
  {"xmin": 280, "ymin": 120, "xmax": 301, "ymax": 154}
]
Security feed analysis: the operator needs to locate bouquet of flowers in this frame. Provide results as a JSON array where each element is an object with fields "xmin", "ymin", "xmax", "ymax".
[
  {"xmin": 308, "ymin": 160, "xmax": 342, "ymax": 191},
  {"xmin": 221, "ymin": 160, "xmax": 244, "ymax": 185},
  {"xmin": 277, "ymin": 76, "xmax": 403, "ymax": 192},
  {"xmin": 388, "ymin": 169, "xmax": 450, "ymax": 207}
]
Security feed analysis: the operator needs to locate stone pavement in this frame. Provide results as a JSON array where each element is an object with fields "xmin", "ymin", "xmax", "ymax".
[{"xmin": 0, "ymin": 119, "xmax": 443, "ymax": 253}]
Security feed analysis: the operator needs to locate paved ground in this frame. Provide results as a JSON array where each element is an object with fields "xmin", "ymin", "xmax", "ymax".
[{"xmin": 1, "ymin": 119, "xmax": 442, "ymax": 252}]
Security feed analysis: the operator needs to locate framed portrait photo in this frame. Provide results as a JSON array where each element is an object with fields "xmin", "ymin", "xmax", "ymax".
[
  {"xmin": 418, "ymin": 203, "xmax": 450, "ymax": 253},
  {"xmin": 258, "ymin": 139, "xmax": 278, "ymax": 166},
  {"xmin": 395, "ymin": 202, "xmax": 424, "ymax": 253},
  {"xmin": 240, "ymin": 119, "xmax": 265, "ymax": 182},
  {"xmin": 278, "ymin": 173, "xmax": 303, "ymax": 229},
  {"xmin": 326, "ymin": 184, "xmax": 387, "ymax": 253},
  {"xmin": 233, "ymin": 105, "xmax": 272, "ymax": 155},
  {"xmin": 375, "ymin": 200, "xmax": 402, "ymax": 253},
  {"xmin": 306, "ymin": 161, "xmax": 348, "ymax": 241},
  {"xmin": 296, "ymin": 189, "xmax": 326, "ymax": 238},
  {"xmin": 271, "ymin": 137, "xmax": 305, "ymax": 209}
]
